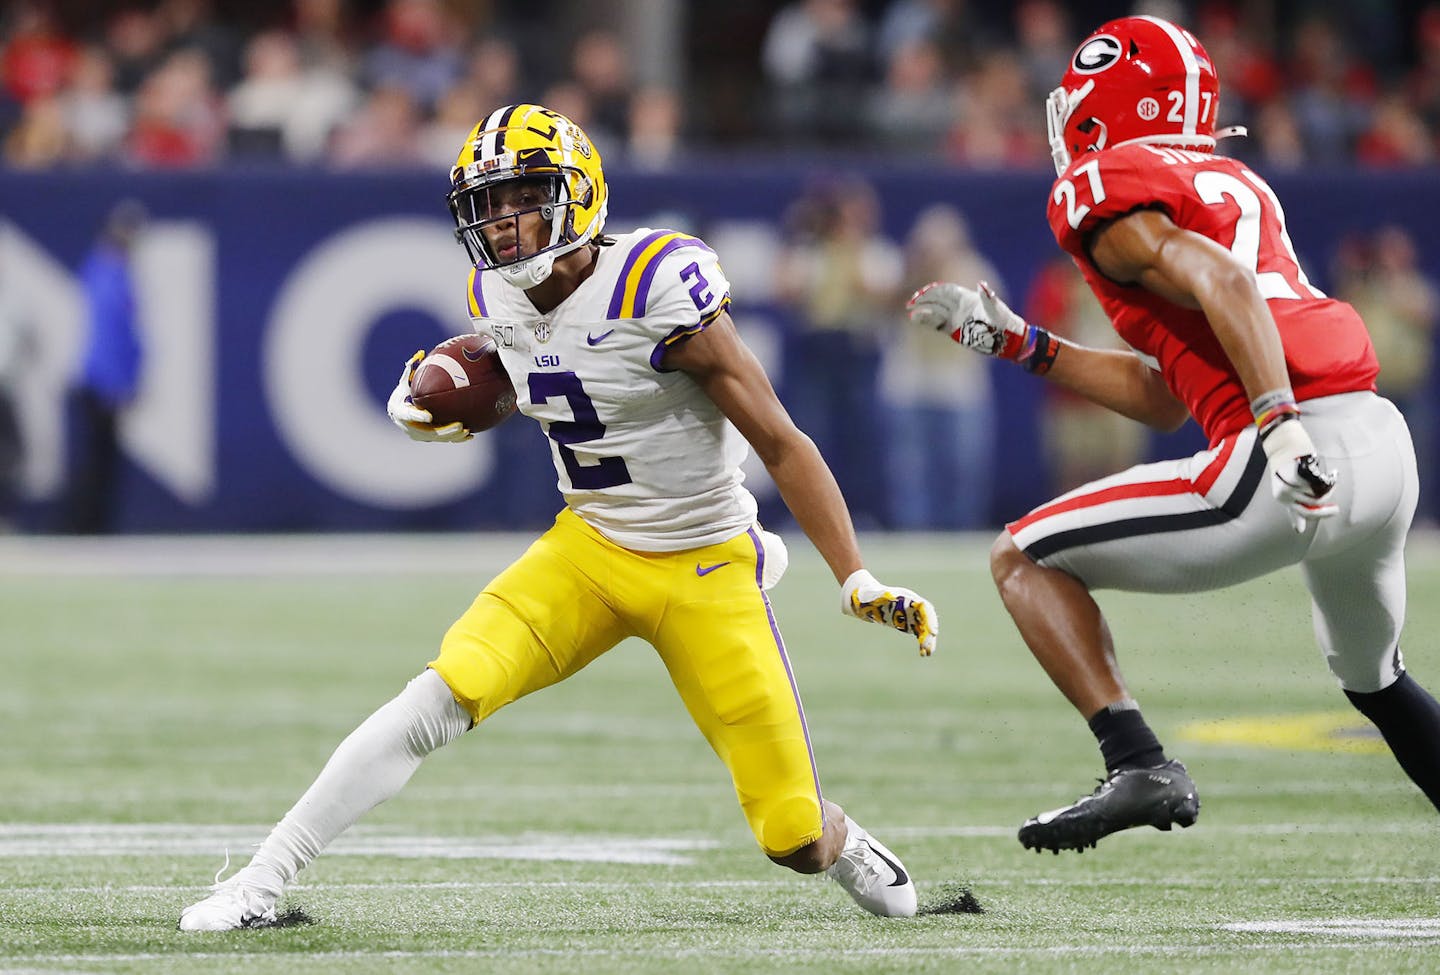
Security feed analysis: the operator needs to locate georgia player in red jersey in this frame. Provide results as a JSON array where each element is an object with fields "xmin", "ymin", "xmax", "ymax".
[{"xmin": 910, "ymin": 14, "xmax": 1440, "ymax": 853}]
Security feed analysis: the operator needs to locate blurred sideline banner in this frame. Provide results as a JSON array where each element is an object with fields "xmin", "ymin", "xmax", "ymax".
[{"xmin": 2, "ymin": 164, "xmax": 1436, "ymax": 533}]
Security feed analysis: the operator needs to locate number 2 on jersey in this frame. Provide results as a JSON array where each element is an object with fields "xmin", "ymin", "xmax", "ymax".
[
  {"xmin": 680, "ymin": 261, "xmax": 713, "ymax": 309},
  {"xmin": 1192, "ymin": 169, "xmax": 1324, "ymax": 301},
  {"xmin": 527, "ymin": 371, "xmax": 633, "ymax": 490}
]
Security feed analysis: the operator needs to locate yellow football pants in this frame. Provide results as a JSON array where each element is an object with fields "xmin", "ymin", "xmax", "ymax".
[{"xmin": 430, "ymin": 508, "xmax": 824, "ymax": 857}]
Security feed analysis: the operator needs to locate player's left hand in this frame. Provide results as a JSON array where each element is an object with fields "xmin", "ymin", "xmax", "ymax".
[
  {"xmin": 1259, "ymin": 416, "xmax": 1338, "ymax": 532},
  {"xmin": 908, "ymin": 281, "xmax": 993, "ymax": 348},
  {"xmin": 841, "ymin": 569, "xmax": 939, "ymax": 657},
  {"xmin": 386, "ymin": 350, "xmax": 472, "ymax": 443},
  {"xmin": 907, "ymin": 281, "xmax": 1059, "ymax": 374}
]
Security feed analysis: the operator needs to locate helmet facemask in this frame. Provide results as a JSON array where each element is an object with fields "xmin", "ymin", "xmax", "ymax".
[
  {"xmin": 448, "ymin": 172, "xmax": 587, "ymax": 288},
  {"xmin": 1046, "ymin": 80, "xmax": 1096, "ymax": 175}
]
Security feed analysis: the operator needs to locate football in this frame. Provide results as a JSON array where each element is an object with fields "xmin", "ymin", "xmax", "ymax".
[{"xmin": 410, "ymin": 334, "xmax": 517, "ymax": 432}]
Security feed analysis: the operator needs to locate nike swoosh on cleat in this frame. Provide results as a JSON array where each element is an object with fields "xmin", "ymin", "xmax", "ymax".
[
  {"xmin": 864, "ymin": 841, "xmax": 910, "ymax": 887},
  {"xmin": 695, "ymin": 561, "xmax": 731, "ymax": 576},
  {"xmin": 586, "ymin": 329, "xmax": 615, "ymax": 346}
]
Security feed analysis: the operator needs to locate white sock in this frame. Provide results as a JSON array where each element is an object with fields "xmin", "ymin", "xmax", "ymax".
[{"xmin": 234, "ymin": 668, "xmax": 471, "ymax": 895}]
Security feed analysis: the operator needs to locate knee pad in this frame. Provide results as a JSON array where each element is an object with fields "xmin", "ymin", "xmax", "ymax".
[{"xmin": 755, "ymin": 793, "xmax": 824, "ymax": 858}]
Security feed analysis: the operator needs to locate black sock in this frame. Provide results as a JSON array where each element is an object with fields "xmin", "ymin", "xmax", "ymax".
[
  {"xmin": 1088, "ymin": 703, "xmax": 1166, "ymax": 773},
  {"xmin": 1345, "ymin": 671, "xmax": 1440, "ymax": 812}
]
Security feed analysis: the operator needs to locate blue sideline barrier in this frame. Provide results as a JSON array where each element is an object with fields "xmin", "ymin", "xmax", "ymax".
[{"xmin": 1, "ymin": 162, "xmax": 1435, "ymax": 532}]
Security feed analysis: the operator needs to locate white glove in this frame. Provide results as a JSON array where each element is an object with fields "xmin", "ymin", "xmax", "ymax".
[
  {"xmin": 841, "ymin": 569, "xmax": 939, "ymax": 657},
  {"xmin": 907, "ymin": 281, "xmax": 1058, "ymax": 373},
  {"xmin": 1258, "ymin": 416, "xmax": 1338, "ymax": 532},
  {"xmin": 386, "ymin": 350, "xmax": 472, "ymax": 443}
]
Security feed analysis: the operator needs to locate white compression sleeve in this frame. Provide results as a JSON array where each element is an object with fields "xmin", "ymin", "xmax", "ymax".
[{"xmin": 237, "ymin": 668, "xmax": 471, "ymax": 894}]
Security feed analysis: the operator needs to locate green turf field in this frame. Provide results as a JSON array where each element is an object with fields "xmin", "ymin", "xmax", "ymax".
[{"xmin": 2, "ymin": 533, "xmax": 1438, "ymax": 974}]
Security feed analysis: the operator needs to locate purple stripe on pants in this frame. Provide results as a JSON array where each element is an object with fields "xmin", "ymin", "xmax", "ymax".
[{"xmin": 748, "ymin": 527, "xmax": 823, "ymax": 807}]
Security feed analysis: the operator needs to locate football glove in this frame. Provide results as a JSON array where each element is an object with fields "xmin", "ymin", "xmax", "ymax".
[
  {"xmin": 906, "ymin": 281, "xmax": 1060, "ymax": 374},
  {"xmin": 1258, "ymin": 415, "xmax": 1338, "ymax": 532},
  {"xmin": 841, "ymin": 569, "xmax": 939, "ymax": 657},
  {"xmin": 386, "ymin": 350, "xmax": 472, "ymax": 443}
]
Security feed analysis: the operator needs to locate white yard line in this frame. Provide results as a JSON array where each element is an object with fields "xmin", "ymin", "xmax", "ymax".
[
  {"xmin": 14, "ymin": 881, "xmax": 793, "ymax": 893},
  {"xmin": 883, "ymin": 821, "xmax": 1437, "ymax": 837},
  {"xmin": 1, "ymin": 822, "xmax": 1436, "ymax": 867},
  {"xmin": 33, "ymin": 778, "xmax": 1414, "ymax": 804},
  {"xmin": 3, "ymin": 819, "xmax": 1434, "ymax": 842},
  {"xmin": 0, "ymin": 824, "xmax": 716, "ymax": 865},
  {"xmin": 11, "ymin": 875, "xmax": 1440, "ymax": 895},
  {"xmin": 1224, "ymin": 918, "xmax": 1440, "ymax": 937},
  {"xmin": 9, "ymin": 938, "xmax": 1440, "ymax": 963}
]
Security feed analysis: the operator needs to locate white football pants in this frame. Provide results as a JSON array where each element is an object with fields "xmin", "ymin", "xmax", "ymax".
[{"xmin": 1009, "ymin": 392, "xmax": 1418, "ymax": 693}]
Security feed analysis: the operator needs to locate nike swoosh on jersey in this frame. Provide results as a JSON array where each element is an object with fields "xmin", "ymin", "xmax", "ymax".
[
  {"xmin": 586, "ymin": 329, "xmax": 615, "ymax": 346},
  {"xmin": 864, "ymin": 840, "xmax": 910, "ymax": 887},
  {"xmin": 695, "ymin": 561, "xmax": 731, "ymax": 576}
]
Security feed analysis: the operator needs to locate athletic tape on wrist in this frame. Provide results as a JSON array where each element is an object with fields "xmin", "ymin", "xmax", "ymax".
[
  {"xmin": 1020, "ymin": 326, "xmax": 1060, "ymax": 375},
  {"xmin": 1251, "ymin": 387, "xmax": 1300, "ymax": 435}
]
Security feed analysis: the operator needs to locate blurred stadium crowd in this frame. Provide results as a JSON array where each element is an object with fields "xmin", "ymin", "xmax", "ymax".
[{"xmin": 3, "ymin": 0, "xmax": 1440, "ymax": 171}]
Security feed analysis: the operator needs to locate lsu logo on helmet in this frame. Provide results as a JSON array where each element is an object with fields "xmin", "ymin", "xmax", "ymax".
[{"xmin": 447, "ymin": 103, "xmax": 609, "ymax": 288}]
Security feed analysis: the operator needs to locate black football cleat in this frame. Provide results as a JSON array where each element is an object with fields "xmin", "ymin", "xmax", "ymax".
[{"xmin": 1018, "ymin": 759, "xmax": 1200, "ymax": 854}]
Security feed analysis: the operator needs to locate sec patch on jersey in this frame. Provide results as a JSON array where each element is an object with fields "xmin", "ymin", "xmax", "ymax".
[{"xmin": 411, "ymin": 334, "xmax": 516, "ymax": 432}]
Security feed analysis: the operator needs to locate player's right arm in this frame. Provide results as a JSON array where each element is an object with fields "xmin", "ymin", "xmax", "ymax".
[{"xmin": 907, "ymin": 280, "xmax": 1188, "ymax": 431}]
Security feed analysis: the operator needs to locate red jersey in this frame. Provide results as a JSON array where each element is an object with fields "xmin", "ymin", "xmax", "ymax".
[{"xmin": 1045, "ymin": 144, "xmax": 1378, "ymax": 444}]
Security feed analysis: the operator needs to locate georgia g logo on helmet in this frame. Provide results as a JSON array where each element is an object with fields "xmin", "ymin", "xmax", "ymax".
[{"xmin": 1071, "ymin": 35, "xmax": 1122, "ymax": 74}]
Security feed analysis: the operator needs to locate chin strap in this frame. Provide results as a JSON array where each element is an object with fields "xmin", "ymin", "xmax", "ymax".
[
  {"xmin": 493, "ymin": 225, "xmax": 599, "ymax": 289},
  {"xmin": 497, "ymin": 251, "xmax": 558, "ymax": 288}
]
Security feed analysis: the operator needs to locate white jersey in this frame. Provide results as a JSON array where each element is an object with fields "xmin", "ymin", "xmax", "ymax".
[{"xmin": 466, "ymin": 228, "xmax": 757, "ymax": 551}]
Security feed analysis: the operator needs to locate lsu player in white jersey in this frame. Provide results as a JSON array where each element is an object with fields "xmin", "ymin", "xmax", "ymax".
[{"xmin": 179, "ymin": 104, "xmax": 938, "ymax": 931}]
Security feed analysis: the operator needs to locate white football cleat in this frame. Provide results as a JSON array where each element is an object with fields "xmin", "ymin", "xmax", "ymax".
[
  {"xmin": 178, "ymin": 876, "xmax": 278, "ymax": 931},
  {"xmin": 825, "ymin": 816, "xmax": 917, "ymax": 918}
]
